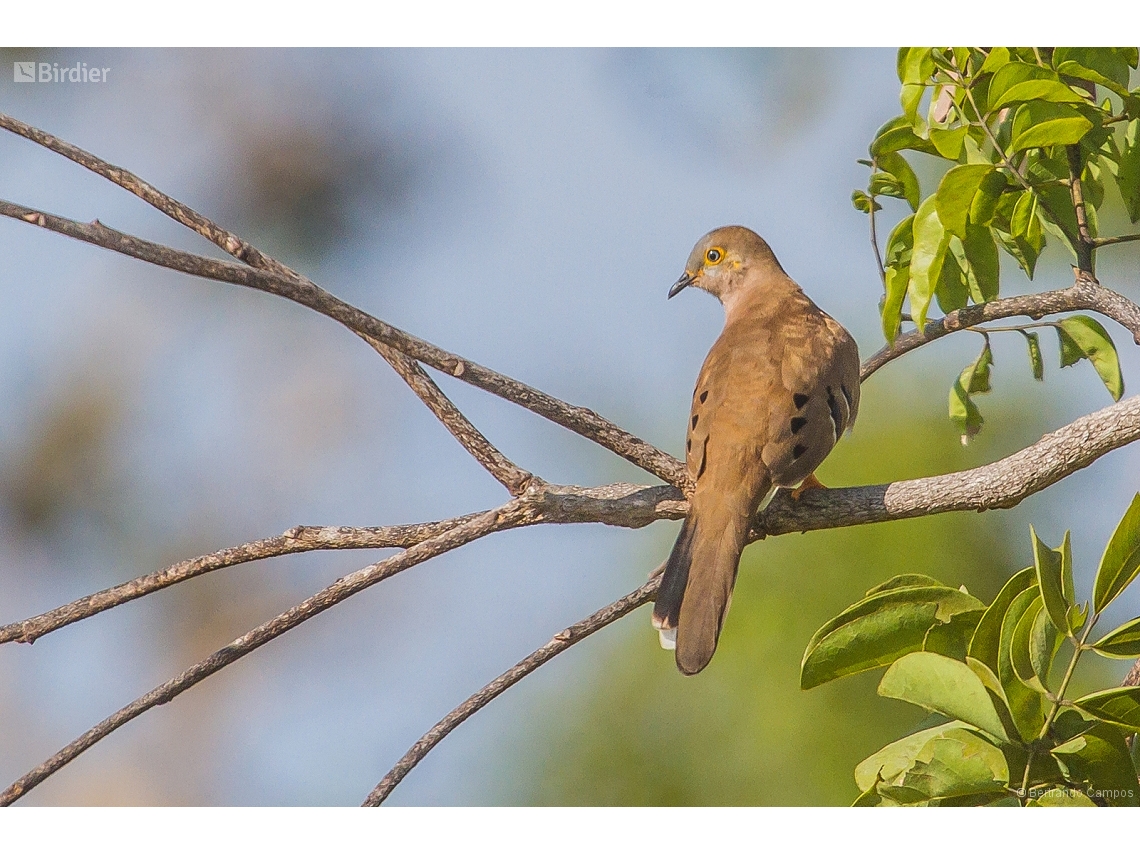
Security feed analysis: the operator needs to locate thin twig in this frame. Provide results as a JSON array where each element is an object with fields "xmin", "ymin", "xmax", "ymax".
[
  {"xmin": 1066, "ymin": 144, "xmax": 1095, "ymax": 274},
  {"xmin": 0, "ymin": 502, "xmax": 534, "ymax": 806},
  {"xmin": 1092, "ymin": 233, "xmax": 1140, "ymax": 249},
  {"xmin": 0, "ymin": 113, "xmax": 560, "ymax": 497},
  {"xmin": 364, "ymin": 337, "xmax": 535, "ymax": 494},
  {"xmin": 362, "ymin": 577, "xmax": 659, "ymax": 805},
  {"xmin": 0, "ymin": 516, "xmax": 485, "ymax": 646},
  {"xmin": 867, "ymin": 187, "xmax": 887, "ymax": 290},
  {"xmin": 0, "ymin": 198, "xmax": 688, "ymax": 491}
]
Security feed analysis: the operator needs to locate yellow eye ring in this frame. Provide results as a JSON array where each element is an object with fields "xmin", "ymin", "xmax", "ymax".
[{"xmin": 705, "ymin": 247, "xmax": 724, "ymax": 265}]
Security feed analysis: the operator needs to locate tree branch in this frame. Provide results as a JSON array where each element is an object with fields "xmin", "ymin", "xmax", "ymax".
[
  {"xmin": 1092, "ymin": 233, "xmax": 1140, "ymax": 249},
  {"xmin": 363, "ymin": 337, "xmax": 535, "ymax": 494},
  {"xmin": 8, "ymin": 382, "xmax": 1140, "ymax": 804},
  {"xmin": 360, "ymin": 393, "xmax": 1140, "ymax": 804},
  {"xmin": 1066, "ymin": 144, "xmax": 1095, "ymax": 274},
  {"xmin": 0, "ymin": 198, "xmax": 686, "ymax": 491},
  {"xmin": 0, "ymin": 516, "xmax": 486, "ymax": 646},
  {"xmin": 0, "ymin": 501, "xmax": 535, "ymax": 806},
  {"xmin": 0, "ymin": 114, "xmax": 538, "ymax": 497},
  {"xmin": 362, "ymin": 577, "xmax": 659, "ymax": 806},
  {"xmin": 861, "ymin": 274, "xmax": 1140, "ymax": 381}
]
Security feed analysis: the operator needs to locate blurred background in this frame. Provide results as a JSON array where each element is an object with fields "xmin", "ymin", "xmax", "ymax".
[{"xmin": 0, "ymin": 48, "xmax": 1137, "ymax": 806}]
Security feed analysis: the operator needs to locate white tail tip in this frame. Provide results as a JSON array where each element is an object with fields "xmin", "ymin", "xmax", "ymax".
[{"xmin": 658, "ymin": 627, "xmax": 677, "ymax": 650}]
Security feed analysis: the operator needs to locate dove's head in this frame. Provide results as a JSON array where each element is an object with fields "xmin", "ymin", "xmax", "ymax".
[{"xmin": 668, "ymin": 225, "xmax": 788, "ymax": 309}]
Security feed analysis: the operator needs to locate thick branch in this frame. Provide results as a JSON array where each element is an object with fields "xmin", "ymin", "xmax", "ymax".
[
  {"xmin": 0, "ymin": 502, "xmax": 534, "ymax": 806},
  {"xmin": 861, "ymin": 276, "xmax": 1140, "ymax": 381},
  {"xmin": 363, "ymin": 577, "xmax": 658, "ymax": 805},
  {"xmin": 4, "ymin": 386, "xmax": 1139, "ymax": 660}
]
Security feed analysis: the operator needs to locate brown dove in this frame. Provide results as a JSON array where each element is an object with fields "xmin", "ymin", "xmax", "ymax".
[{"xmin": 652, "ymin": 226, "xmax": 860, "ymax": 675}]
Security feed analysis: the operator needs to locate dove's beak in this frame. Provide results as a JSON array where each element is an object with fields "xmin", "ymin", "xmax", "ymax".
[{"xmin": 668, "ymin": 271, "xmax": 695, "ymax": 299}]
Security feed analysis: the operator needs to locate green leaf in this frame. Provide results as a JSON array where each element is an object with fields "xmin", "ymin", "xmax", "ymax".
[
  {"xmin": 1010, "ymin": 597, "xmax": 1047, "ymax": 692},
  {"xmin": 851, "ymin": 189, "xmax": 880, "ymax": 214},
  {"xmin": 1024, "ymin": 331, "xmax": 1044, "ymax": 380},
  {"xmin": 897, "ymin": 47, "xmax": 933, "ymax": 85},
  {"xmin": 989, "ymin": 62, "xmax": 1085, "ymax": 110},
  {"xmin": 961, "ymin": 224, "xmax": 999, "ymax": 302},
  {"xmin": 1117, "ymin": 119, "xmax": 1140, "ymax": 223},
  {"xmin": 854, "ymin": 721, "xmax": 965, "ymax": 792},
  {"xmin": 870, "ymin": 116, "xmax": 939, "ymax": 158},
  {"xmin": 965, "ymin": 657, "xmax": 1015, "ymax": 722},
  {"xmin": 967, "ymin": 171, "xmax": 1008, "ymax": 226},
  {"xmin": 924, "ymin": 609, "xmax": 985, "ymax": 660},
  {"xmin": 876, "ymin": 152, "xmax": 921, "ymax": 211},
  {"xmin": 909, "ymin": 195, "xmax": 949, "ymax": 330},
  {"xmin": 1010, "ymin": 189, "xmax": 1040, "ymax": 243},
  {"xmin": 1010, "ymin": 101, "xmax": 1095, "ymax": 151},
  {"xmin": 1055, "ymin": 316, "xmax": 1124, "ymax": 401},
  {"xmin": 1073, "ymin": 686, "xmax": 1140, "ymax": 733},
  {"xmin": 893, "ymin": 729, "xmax": 1010, "ymax": 801},
  {"xmin": 879, "ymin": 652, "xmax": 1011, "ymax": 742},
  {"xmin": 1028, "ymin": 605, "xmax": 1060, "ymax": 690},
  {"xmin": 969, "ymin": 567, "xmax": 1035, "ymax": 672},
  {"xmin": 998, "ymin": 587, "xmax": 1046, "ymax": 740},
  {"xmin": 1051, "ymin": 723, "xmax": 1140, "ymax": 806},
  {"xmin": 1053, "ymin": 47, "xmax": 1132, "ymax": 98},
  {"xmin": 800, "ymin": 585, "xmax": 985, "ymax": 689},
  {"xmin": 993, "ymin": 190, "xmax": 1044, "ymax": 278},
  {"xmin": 865, "ymin": 574, "xmax": 949, "ymax": 596},
  {"xmin": 979, "ymin": 47, "xmax": 1010, "ymax": 77},
  {"xmin": 935, "ymin": 164, "xmax": 993, "ymax": 240},
  {"xmin": 949, "ymin": 342, "xmax": 993, "ymax": 442},
  {"xmin": 1091, "ymin": 615, "xmax": 1140, "ymax": 658},
  {"xmin": 1093, "ymin": 493, "xmax": 1140, "ymax": 614},
  {"xmin": 929, "ymin": 126, "xmax": 968, "ymax": 160},
  {"xmin": 1028, "ymin": 788, "xmax": 1098, "ymax": 806},
  {"xmin": 881, "ymin": 214, "xmax": 915, "ymax": 343},
  {"xmin": 1032, "ymin": 527, "xmax": 1073, "ymax": 637},
  {"xmin": 935, "ymin": 244, "xmax": 968, "ymax": 313},
  {"xmin": 1035, "ymin": 180, "xmax": 1085, "ymax": 246}
]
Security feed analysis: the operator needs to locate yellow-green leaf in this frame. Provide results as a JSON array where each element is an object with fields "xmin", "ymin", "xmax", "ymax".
[{"xmin": 1010, "ymin": 101, "xmax": 1094, "ymax": 152}]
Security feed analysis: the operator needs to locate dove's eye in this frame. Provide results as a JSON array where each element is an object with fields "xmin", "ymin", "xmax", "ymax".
[{"xmin": 705, "ymin": 248, "xmax": 724, "ymax": 264}]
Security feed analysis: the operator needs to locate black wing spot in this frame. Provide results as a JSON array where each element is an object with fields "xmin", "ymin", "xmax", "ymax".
[
  {"xmin": 699, "ymin": 390, "xmax": 708, "ymax": 403},
  {"xmin": 691, "ymin": 414, "xmax": 699, "ymax": 429},
  {"xmin": 790, "ymin": 416, "xmax": 807, "ymax": 434},
  {"xmin": 696, "ymin": 437, "xmax": 709, "ymax": 479},
  {"xmin": 827, "ymin": 387, "xmax": 844, "ymax": 436},
  {"xmin": 686, "ymin": 438, "xmax": 692, "ymax": 452},
  {"xmin": 792, "ymin": 443, "xmax": 808, "ymax": 459},
  {"xmin": 793, "ymin": 393, "xmax": 809, "ymax": 409}
]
